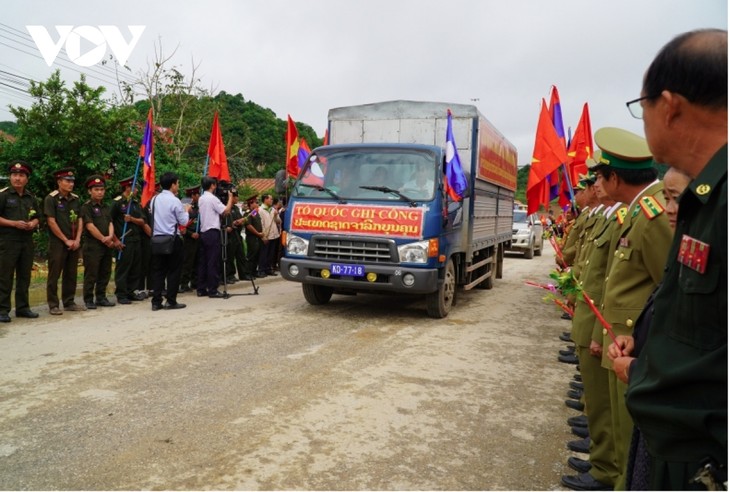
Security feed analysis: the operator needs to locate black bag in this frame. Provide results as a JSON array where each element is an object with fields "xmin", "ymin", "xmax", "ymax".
[{"xmin": 150, "ymin": 235, "xmax": 175, "ymax": 255}]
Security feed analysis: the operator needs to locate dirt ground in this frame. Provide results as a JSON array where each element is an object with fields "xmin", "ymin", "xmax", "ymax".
[{"xmin": 0, "ymin": 248, "xmax": 583, "ymax": 490}]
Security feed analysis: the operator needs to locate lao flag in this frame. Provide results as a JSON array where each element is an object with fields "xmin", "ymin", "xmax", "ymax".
[
  {"xmin": 139, "ymin": 109, "xmax": 155, "ymax": 207},
  {"xmin": 444, "ymin": 109, "xmax": 467, "ymax": 201},
  {"xmin": 297, "ymin": 137, "xmax": 311, "ymax": 170}
]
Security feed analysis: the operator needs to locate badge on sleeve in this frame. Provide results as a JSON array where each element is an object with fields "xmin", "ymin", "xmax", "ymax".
[{"xmin": 677, "ymin": 234, "xmax": 710, "ymax": 274}]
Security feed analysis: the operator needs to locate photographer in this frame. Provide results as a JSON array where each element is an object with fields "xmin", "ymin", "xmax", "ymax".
[{"xmin": 195, "ymin": 176, "xmax": 233, "ymax": 298}]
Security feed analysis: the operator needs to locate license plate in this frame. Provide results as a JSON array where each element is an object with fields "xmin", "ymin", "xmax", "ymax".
[{"xmin": 330, "ymin": 263, "xmax": 365, "ymax": 277}]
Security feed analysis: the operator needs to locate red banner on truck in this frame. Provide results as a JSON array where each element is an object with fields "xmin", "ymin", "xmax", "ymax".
[
  {"xmin": 290, "ymin": 202, "xmax": 425, "ymax": 238},
  {"xmin": 478, "ymin": 119, "xmax": 518, "ymax": 191}
]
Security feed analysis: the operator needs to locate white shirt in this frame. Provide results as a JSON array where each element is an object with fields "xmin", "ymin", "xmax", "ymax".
[{"xmin": 198, "ymin": 190, "xmax": 227, "ymax": 233}]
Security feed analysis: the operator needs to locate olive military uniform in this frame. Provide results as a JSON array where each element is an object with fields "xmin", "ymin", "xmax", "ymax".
[
  {"xmin": 0, "ymin": 162, "xmax": 40, "ymax": 319},
  {"xmin": 225, "ymin": 201, "xmax": 246, "ymax": 281},
  {"xmin": 627, "ymin": 145, "xmax": 727, "ymax": 489},
  {"xmin": 242, "ymin": 199, "xmax": 263, "ymax": 279},
  {"xmin": 80, "ymin": 176, "xmax": 116, "ymax": 307},
  {"xmin": 111, "ymin": 189, "xmax": 145, "ymax": 303},
  {"xmin": 44, "ymin": 173, "xmax": 83, "ymax": 311}
]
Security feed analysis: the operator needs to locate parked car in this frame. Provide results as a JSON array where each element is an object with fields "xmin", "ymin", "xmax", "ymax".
[{"xmin": 509, "ymin": 210, "xmax": 543, "ymax": 259}]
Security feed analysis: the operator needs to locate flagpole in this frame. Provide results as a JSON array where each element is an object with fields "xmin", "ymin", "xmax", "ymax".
[{"xmin": 562, "ymin": 127, "xmax": 577, "ymax": 214}]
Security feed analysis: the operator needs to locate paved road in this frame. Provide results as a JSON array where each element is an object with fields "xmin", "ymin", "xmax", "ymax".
[{"xmin": 0, "ymin": 249, "xmax": 580, "ymax": 490}]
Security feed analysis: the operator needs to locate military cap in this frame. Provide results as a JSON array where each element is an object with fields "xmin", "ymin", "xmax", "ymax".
[
  {"xmin": 8, "ymin": 160, "xmax": 32, "ymax": 176},
  {"xmin": 578, "ymin": 172, "xmax": 596, "ymax": 186},
  {"xmin": 573, "ymin": 181, "xmax": 586, "ymax": 192},
  {"xmin": 594, "ymin": 127, "xmax": 654, "ymax": 169},
  {"xmin": 118, "ymin": 175, "xmax": 136, "ymax": 189},
  {"xmin": 246, "ymin": 194, "xmax": 259, "ymax": 205},
  {"xmin": 85, "ymin": 175, "xmax": 106, "ymax": 189},
  {"xmin": 185, "ymin": 186, "xmax": 201, "ymax": 197},
  {"xmin": 54, "ymin": 167, "xmax": 76, "ymax": 180}
]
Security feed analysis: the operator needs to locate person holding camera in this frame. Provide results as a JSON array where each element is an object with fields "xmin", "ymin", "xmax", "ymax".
[{"xmin": 196, "ymin": 176, "xmax": 233, "ymax": 298}]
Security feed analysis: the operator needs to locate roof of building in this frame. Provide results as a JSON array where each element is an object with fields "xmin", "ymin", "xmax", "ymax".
[{"xmin": 239, "ymin": 178, "xmax": 276, "ymax": 194}]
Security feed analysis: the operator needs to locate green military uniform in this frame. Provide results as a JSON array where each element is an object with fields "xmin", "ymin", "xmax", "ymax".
[
  {"xmin": 0, "ymin": 161, "xmax": 40, "ymax": 320},
  {"xmin": 242, "ymin": 198, "xmax": 263, "ymax": 279},
  {"xmin": 138, "ymin": 202, "xmax": 152, "ymax": 294},
  {"xmin": 570, "ymin": 202, "xmax": 626, "ymax": 487},
  {"xmin": 627, "ymin": 144, "xmax": 727, "ymax": 490},
  {"xmin": 226, "ymin": 200, "xmax": 246, "ymax": 281},
  {"xmin": 572, "ymin": 204, "xmax": 604, "ymax": 282},
  {"xmin": 594, "ymin": 129, "xmax": 673, "ymax": 490},
  {"xmin": 180, "ymin": 187, "xmax": 200, "ymax": 292},
  {"xmin": 111, "ymin": 179, "xmax": 145, "ymax": 303},
  {"xmin": 44, "ymin": 168, "xmax": 83, "ymax": 312},
  {"xmin": 80, "ymin": 176, "xmax": 116, "ymax": 308},
  {"xmin": 562, "ymin": 206, "xmax": 589, "ymax": 267}
]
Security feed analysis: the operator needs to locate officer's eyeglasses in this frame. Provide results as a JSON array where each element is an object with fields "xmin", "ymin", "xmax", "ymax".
[{"xmin": 625, "ymin": 94, "xmax": 659, "ymax": 119}]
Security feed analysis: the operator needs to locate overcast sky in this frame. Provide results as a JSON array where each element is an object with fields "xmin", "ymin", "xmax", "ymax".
[{"xmin": 1, "ymin": 0, "xmax": 726, "ymax": 166}]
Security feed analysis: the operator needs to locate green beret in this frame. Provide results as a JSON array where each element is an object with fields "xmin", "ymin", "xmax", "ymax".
[{"xmin": 594, "ymin": 127, "xmax": 654, "ymax": 170}]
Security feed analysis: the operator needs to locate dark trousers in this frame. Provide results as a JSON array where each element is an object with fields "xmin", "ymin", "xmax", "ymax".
[
  {"xmin": 46, "ymin": 238, "xmax": 80, "ymax": 308},
  {"xmin": 139, "ymin": 235, "xmax": 152, "ymax": 291},
  {"xmin": 226, "ymin": 231, "xmax": 246, "ymax": 279},
  {"xmin": 244, "ymin": 235, "xmax": 262, "ymax": 276},
  {"xmin": 83, "ymin": 240, "xmax": 113, "ymax": 304},
  {"xmin": 151, "ymin": 235, "xmax": 184, "ymax": 306},
  {"xmin": 0, "ymin": 238, "xmax": 34, "ymax": 314},
  {"xmin": 197, "ymin": 229, "xmax": 222, "ymax": 295},
  {"xmin": 180, "ymin": 236, "xmax": 199, "ymax": 289},
  {"xmin": 114, "ymin": 239, "xmax": 141, "ymax": 300},
  {"xmin": 257, "ymin": 238, "xmax": 275, "ymax": 274}
]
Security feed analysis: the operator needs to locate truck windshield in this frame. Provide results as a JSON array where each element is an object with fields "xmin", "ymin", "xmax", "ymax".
[{"xmin": 295, "ymin": 149, "xmax": 437, "ymax": 201}]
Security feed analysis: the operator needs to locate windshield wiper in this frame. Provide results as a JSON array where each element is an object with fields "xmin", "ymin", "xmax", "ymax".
[
  {"xmin": 298, "ymin": 183, "xmax": 346, "ymax": 203},
  {"xmin": 360, "ymin": 186, "xmax": 417, "ymax": 207}
]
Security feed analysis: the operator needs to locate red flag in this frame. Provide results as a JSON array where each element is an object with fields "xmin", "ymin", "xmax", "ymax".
[
  {"xmin": 140, "ymin": 109, "xmax": 155, "ymax": 207},
  {"xmin": 207, "ymin": 111, "xmax": 230, "ymax": 181},
  {"xmin": 527, "ymin": 99, "xmax": 569, "ymax": 215},
  {"xmin": 567, "ymin": 103, "xmax": 593, "ymax": 187},
  {"xmin": 286, "ymin": 115, "xmax": 300, "ymax": 178}
]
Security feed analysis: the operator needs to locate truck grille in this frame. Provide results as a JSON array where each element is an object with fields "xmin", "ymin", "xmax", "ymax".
[{"xmin": 312, "ymin": 237, "xmax": 394, "ymax": 263}]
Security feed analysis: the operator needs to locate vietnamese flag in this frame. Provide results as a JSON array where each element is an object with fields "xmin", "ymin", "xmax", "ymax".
[
  {"xmin": 527, "ymin": 99, "xmax": 569, "ymax": 215},
  {"xmin": 207, "ymin": 111, "xmax": 230, "ymax": 181},
  {"xmin": 286, "ymin": 115, "xmax": 300, "ymax": 178},
  {"xmin": 139, "ymin": 109, "xmax": 156, "ymax": 207},
  {"xmin": 567, "ymin": 103, "xmax": 593, "ymax": 187}
]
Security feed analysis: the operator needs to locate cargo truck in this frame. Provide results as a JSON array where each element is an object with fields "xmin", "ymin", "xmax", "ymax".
[{"xmin": 279, "ymin": 100, "xmax": 517, "ymax": 318}]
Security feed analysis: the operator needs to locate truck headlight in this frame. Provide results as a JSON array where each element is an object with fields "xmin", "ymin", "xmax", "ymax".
[
  {"xmin": 286, "ymin": 234, "xmax": 309, "ymax": 256},
  {"xmin": 397, "ymin": 240, "xmax": 429, "ymax": 264}
]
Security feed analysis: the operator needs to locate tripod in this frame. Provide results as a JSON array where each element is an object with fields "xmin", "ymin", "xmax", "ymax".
[{"xmin": 220, "ymin": 227, "xmax": 258, "ymax": 297}]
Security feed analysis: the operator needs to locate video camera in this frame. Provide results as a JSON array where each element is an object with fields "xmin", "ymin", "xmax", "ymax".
[{"xmin": 215, "ymin": 180, "xmax": 236, "ymax": 203}]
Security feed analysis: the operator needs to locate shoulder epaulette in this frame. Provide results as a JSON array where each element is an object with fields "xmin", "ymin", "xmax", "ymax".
[
  {"xmin": 50, "ymin": 190, "xmax": 59, "ymax": 197},
  {"xmin": 114, "ymin": 195, "xmax": 122, "ymax": 201},
  {"xmin": 71, "ymin": 192, "xmax": 79, "ymax": 199},
  {"xmin": 639, "ymin": 196, "xmax": 665, "ymax": 220},
  {"xmin": 615, "ymin": 206, "xmax": 628, "ymax": 225},
  {"xmin": 0, "ymin": 187, "xmax": 7, "ymax": 193}
]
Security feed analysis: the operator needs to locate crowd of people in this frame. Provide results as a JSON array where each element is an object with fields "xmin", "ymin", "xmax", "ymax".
[
  {"xmin": 0, "ymin": 167, "xmax": 285, "ymax": 319},
  {"xmin": 550, "ymin": 29, "xmax": 726, "ymax": 491}
]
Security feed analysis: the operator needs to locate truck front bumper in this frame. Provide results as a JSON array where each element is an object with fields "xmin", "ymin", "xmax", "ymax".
[{"xmin": 280, "ymin": 258, "xmax": 439, "ymax": 294}]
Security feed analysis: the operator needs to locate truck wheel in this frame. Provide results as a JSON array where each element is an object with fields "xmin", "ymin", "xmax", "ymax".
[
  {"xmin": 534, "ymin": 237, "xmax": 543, "ymax": 256},
  {"xmin": 524, "ymin": 238, "xmax": 534, "ymax": 259},
  {"xmin": 477, "ymin": 249, "xmax": 497, "ymax": 290},
  {"xmin": 302, "ymin": 283, "xmax": 333, "ymax": 305},
  {"xmin": 426, "ymin": 260, "xmax": 455, "ymax": 318}
]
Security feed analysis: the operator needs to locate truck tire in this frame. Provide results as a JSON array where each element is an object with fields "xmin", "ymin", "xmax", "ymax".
[
  {"xmin": 477, "ymin": 249, "xmax": 497, "ymax": 290},
  {"xmin": 302, "ymin": 283, "xmax": 333, "ymax": 305},
  {"xmin": 426, "ymin": 260, "xmax": 455, "ymax": 318},
  {"xmin": 524, "ymin": 238, "xmax": 534, "ymax": 259},
  {"xmin": 535, "ymin": 237, "xmax": 543, "ymax": 256}
]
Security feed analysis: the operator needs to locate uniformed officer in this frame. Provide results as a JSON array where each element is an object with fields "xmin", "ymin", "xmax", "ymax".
[
  {"xmin": 0, "ymin": 160, "xmax": 41, "ymax": 322},
  {"xmin": 590, "ymin": 127, "xmax": 673, "ymax": 490},
  {"xmin": 225, "ymin": 190, "xmax": 247, "ymax": 283},
  {"xmin": 179, "ymin": 185, "xmax": 200, "ymax": 293},
  {"xmin": 111, "ymin": 176, "xmax": 146, "ymax": 304},
  {"xmin": 562, "ymin": 158, "xmax": 625, "ymax": 491},
  {"xmin": 623, "ymin": 29, "xmax": 727, "ymax": 490},
  {"xmin": 80, "ymin": 175, "xmax": 119, "ymax": 309},
  {"xmin": 242, "ymin": 195, "xmax": 264, "ymax": 281},
  {"xmin": 44, "ymin": 167, "xmax": 86, "ymax": 315}
]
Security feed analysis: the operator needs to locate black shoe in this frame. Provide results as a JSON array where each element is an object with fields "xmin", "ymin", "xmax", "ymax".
[
  {"xmin": 561, "ymin": 312, "xmax": 573, "ymax": 320},
  {"xmin": 255, "ymin": 272, "xmax": 267, "ymax": 278},
  {"xmin": 574, "ymin": 373, "xmax": 583, "ymax": 382},
  {"xmin": 567, "ymin": 415, "xmax": 588, "ymax": 428},
  {"xmin": 0, "ymin": 312, "xmax": 10, "ymax": 323},
  {"xmin": 131, "ymin": 292, "xmax": 147, "ymax": 301},
  {"xmin": 117, "ymin": 297, "xmax": 132, "ymax": 305},
  {"xmin": 566, "ymin": 399, "xmax": 585, "ymax": 412},
  {"xmin": 570, "ymin": 381, "xmax": 584, "ymax": 391},
  {"xmin": 568, "ymin": 456, "xmax": 592, "ymax": 474},
  {"xmin": 164, "ymin": 302, "xmax": 186, "ymax": 310},
  {"xmin": 267, "ymin": 271, "xmax": 278, "ymax": 276},
  {"xmin": 96, "ymin": 298, "xmax": 116, "ymax": 307},
  {"xmin": 240, "ymin": 275, "xmax": 253, "ymax": 281},
  {"xmin": 196, "ymin": 291, "xmax": 207, "ymax": 297},
  {"xmin": 559, "ymin": 333, "xmax": 573, "ymax": 342},
  {"xmin": 225, "ymin": 277, "xmax": 238, "ymax": 284},
  {"xmin": 559, "ymin": 353, "xmax": 579, "ymax": 364},
  {"xmin": 16, "ymin": 309, "xmax": 39, "ymax": 318},
  {"xmin": 559, "ymin": 347, "xmax": 576, "ymax": 356},
  {"xmin": 209, "ymin": 291, "xmax": 226, "ymax": 298},
  {"xmin": 567, "ymin": 389, "xmax": 583, "ymax": 400},
  {"xmin": 179, "ymin": 286, "xmax": 191, "ymax": 293},
  {"xmin": 85, "ymin": 302, "xmax": 97, "ymax": 310},
  {"xmin": 151, "ymin": 303, "xmax": 163, "ymax": 311},
  {"xmin": 572, "ymin": 425, "xmax": 590, "ymax": 438},
  {"xmin": 561, "ymin": 472, "xmax": 612, "ymax": 491},
  {"xmin": 567, "ymin": 437, "xmax": 591, "ymax": 454}
]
